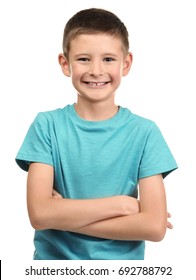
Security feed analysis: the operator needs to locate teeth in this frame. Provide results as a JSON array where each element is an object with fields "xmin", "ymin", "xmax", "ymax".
[{"xmin": 88, "ymin": 82, "xmax": 106, "ymax": 87}]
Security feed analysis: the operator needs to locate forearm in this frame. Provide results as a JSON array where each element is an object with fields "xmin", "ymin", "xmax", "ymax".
[
  {"xmin": 29, "ymin": 195, "xmax": 139, "ymax": 231},
  {"xmin": 27, "ymin": 163, "xmax": 139, "ymax": 231},
  {"xmin": 71, "ymin": 211, "xmax": 167, "ymax": 242}
]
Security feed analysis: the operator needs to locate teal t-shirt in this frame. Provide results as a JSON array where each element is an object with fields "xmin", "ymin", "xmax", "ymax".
[{"xmin": 16, "ymin": 104, "xmax": 177, "ymax": 260}]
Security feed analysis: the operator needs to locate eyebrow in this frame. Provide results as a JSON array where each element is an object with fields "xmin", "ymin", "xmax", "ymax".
[
  {"xmin": 74, "ymin": 53, "xmax": 89, "ymax": 57},
  {"xmin": 102, "ymin": 53, "xmax": 119, "ymax": 57},
  {"xmin": 74, "ymin": 53, "xmax": 119, "ymax": 57}
]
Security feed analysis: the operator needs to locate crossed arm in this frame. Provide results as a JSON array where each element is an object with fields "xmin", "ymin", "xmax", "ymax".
[{"xmin": 27, "ymin": 162, "xmax": 172, "ymax": 242}]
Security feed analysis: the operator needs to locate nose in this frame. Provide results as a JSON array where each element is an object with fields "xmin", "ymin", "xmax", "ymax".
[{"xmin": 88, "ymin": 60, "xmax": 104, "ymax": 77}]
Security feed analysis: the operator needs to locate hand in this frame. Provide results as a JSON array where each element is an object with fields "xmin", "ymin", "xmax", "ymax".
[
  {"xmin": 167, "ymin": 212, "xmax": 173, "ymax": 229},
  {"xmin": 118, "ymin": 195, "xmax": 140, "ymax": 215},
  {"xmin": 52, "ymin": 189, "xmax": 63, "ymax": 199}
]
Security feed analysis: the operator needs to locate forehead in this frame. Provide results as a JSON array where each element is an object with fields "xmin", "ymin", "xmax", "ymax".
[{"xmin": 69, "ymin": 33, "xmax": 124, "ymax": 55}]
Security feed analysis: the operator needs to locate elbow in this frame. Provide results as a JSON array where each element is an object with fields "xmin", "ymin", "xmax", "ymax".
[
  {"xmin": 148, "ymin": 223, "xmax": 167, "ymax": 242},
  {"xmin": 30, "ymin": 219, "xmax": 45, "ymax": 230},
  {"xmin": 27, "ymin": 198, "xmax": 54, "ymax": 230},
  {"xmin": 28, "ymin": 210, "xmax": 48, "ymax": 230}
]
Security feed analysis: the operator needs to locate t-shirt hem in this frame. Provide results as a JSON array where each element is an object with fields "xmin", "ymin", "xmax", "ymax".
[
  {"xmin": 139, "ymin": 166, "xmax": 178, "ymax": 179},
  {"xmin": 15, "ymin": 153, "xmax": 54, "ymax": 171}
]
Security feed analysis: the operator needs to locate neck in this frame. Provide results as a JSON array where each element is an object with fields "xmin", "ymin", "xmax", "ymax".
[{"xmin": 75, "ymin": 98, "xmax": 118, "ymax": 121}]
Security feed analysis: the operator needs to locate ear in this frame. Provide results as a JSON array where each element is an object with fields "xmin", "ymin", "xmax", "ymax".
[
  {"xmin": 58, "ymin": 53, "xmax": 71, "ymax": 77},
  {"xmin": 122, "ymin": 52, "xmax": 133, "ymax": 76}
]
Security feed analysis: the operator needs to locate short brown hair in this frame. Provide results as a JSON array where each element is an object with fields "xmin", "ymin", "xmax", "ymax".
[{"xmin": 62, "ymin": 8, "xmax": 129, "ymax": 57}]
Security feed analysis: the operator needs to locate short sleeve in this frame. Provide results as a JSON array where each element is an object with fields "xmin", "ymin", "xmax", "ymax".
[
  {"xmin": 138, "ymin": 122, "xmax": 178, "ymax": 179},
  {"xmin": 15, "ymin": 113, "xmax": 54, "ymax": 171}
]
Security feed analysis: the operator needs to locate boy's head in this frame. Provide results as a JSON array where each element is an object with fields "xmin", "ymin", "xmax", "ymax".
[{"xmin": 62, "ymin": 8, "xmax": 129, "ymax": 58}]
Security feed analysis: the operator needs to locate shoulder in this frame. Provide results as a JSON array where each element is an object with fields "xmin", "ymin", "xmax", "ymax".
[
  {"xmin": 32, "ymin": 105, "xmax": 71, "ymax": 126},
  {"xmin": 120, "ymin": 107, "xmax": 158, "ymax": 132},
  {"xmin": 36, "ymin": 105, "xmax": 69, "ymax": 119}
]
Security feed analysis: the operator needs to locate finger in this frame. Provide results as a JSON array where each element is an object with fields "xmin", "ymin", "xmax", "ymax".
[
  {"xmin": 167, "ymin": 221, "xmax": 173, "ymax": 229},
  {"xmin": 167, "ymin": 212, "xmax": 172, "ymax": 218},
  {"xmin": 52, "ymin": 189, "xmax": 62, "ymax": 198}
]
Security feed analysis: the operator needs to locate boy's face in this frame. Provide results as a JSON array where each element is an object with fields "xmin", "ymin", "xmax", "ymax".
[{"xmin": 59, "ymin": 33, "xmax": 132, "ymax": 103}]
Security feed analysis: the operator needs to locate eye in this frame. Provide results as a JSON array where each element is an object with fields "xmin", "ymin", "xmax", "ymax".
[
  {"xmin": 77, "ymin": 57, "xmax": 90, "ymax": 62},
  {"xmin": 103, "ymin": 57, "xmax": 115, "ymax": 62}
]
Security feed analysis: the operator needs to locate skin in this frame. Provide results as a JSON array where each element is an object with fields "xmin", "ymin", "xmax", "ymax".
[
  {"xmin": 58, "ymin": 34, "xmax": 132, "ymax": 121},
  {"xmin": 27, "ymin": 33, "xmax": 173, "ymax": 242}
]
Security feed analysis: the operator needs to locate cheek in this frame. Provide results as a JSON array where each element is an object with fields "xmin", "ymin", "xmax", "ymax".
[
  {"xmin": 110, "ymin": 63, "xmax": 124, "ymax": 76},
  {"xmin": 70, "ymin": 65, "xmax": 84, "ymax": 79},
  {"xmin": 111, "ymin": 68, "xmax": 123, "ymax": 80},
  {"xmin": 69, "ymin": 67, "xmax": 80, "ymax": 81}
]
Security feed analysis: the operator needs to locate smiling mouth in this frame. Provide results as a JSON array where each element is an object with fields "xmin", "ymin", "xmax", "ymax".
[{"xmin": 83, "ymin": 81, "xmax": 110, "ymax": 87}]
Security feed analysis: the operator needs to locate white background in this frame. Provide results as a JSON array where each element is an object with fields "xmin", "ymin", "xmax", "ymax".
[{"xmin": 0, "ymin": 0, "xmax": 195, "ymax": 278}]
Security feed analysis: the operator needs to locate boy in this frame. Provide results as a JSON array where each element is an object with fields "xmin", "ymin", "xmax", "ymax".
[{"xmin": 15, "ymin": 8, "xmax": 177, "ymax": 260}]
